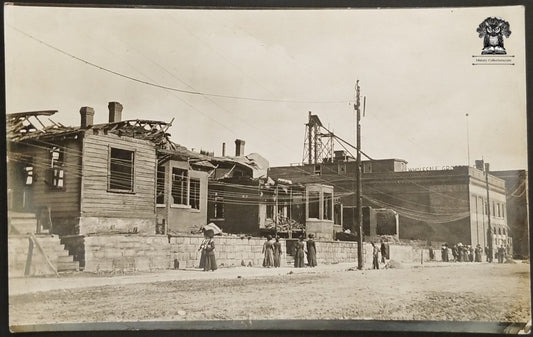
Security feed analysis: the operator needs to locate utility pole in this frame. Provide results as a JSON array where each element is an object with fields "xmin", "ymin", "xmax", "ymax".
[
  {"xmin": 354, "ymin": 80, "xmax": 364, "ymax": 270},
  {"xmin": 466, "ymin": 113, "xmax": 471, "ymax": 166},
  {"xmin": 484, "ymin": 161, "xmax": 493, "ymax": 262}
]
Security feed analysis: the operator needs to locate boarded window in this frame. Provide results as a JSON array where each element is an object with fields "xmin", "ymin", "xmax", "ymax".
[
  {"xmin": 109, "ymin": 148, "xmax": 134, "ymax": 192},
  {"xmin": 323, "ymin": 192, "xmax": 332, "ymax": 220},
  {"xmin": 308, "ymin": 191, "xmax": 320, "ymax": 219},
  {"xmin": 49, "ymin": 147, "xmax": 65, "ymax": 189},
  {"xmin": 189, "ymin": 178, "xmax": 200, "ymax": 210},
  {"xmin": 172, "ymin": 168, "xmax": 188, "ymax": 205},
  {"xmin": 156, "ymin": 164, "xmax": 165, "ymax": 204}
]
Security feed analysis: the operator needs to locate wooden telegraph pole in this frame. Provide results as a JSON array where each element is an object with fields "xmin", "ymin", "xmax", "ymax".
[{"xmin": 354, "ymin": 80, "xmax": 364, "ymax": 270}]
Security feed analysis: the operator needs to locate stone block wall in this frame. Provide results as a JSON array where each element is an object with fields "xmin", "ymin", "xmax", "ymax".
[
  {"xmin": 315, "ymin": 241, "xmax": 358, "ymax": 264},
  {"xmin": 83, "ymin": 235, "xmax": 170, "ymax": 272},
  {"xmin": 169, "ymin": 236, "xmax": 278, "ymax": 268}
]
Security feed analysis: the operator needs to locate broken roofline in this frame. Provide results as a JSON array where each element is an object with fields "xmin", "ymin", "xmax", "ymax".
[{"xmin": 7, "ymin": 115, "xmax": 172, "ymax": 143}]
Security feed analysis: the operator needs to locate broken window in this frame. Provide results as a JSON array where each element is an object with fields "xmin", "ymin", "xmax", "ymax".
[
  {"xmin": 323, "ymin": 192, "xmax": 332, "ymax": 220},
  {"xmin": 23, "ymin": 160, "xmax": 34, "ymax": 185},
  {"xmin": 172, "ymin": 168, "xmax": 188, "ymax": 205},
  {"xmin": 308, "ymin": 191, "xmax": 320, "ymax": 219},
  {"xmin": 109, "ymin": 148, "xmax": 134, "ymax": 192},
  {"xmin": 156, "ymin": 164, "xmax": 165, "ymax": 204},
  {"xmin": 189, "ymin": 178, "xmax": 200, "ymax": 210},
  {"xmin": 49, "ymin": 146, "xmax": 65, "ymax": 189},
  {"xmin": 214, "ymin": 193, "xmax": 224, "ymax": 218}
]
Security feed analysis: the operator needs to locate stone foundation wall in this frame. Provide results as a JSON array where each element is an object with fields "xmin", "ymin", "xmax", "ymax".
[
  {"xmin": 315, "ymin": 241, "xmax": 358, "ymax": 264},
  {"xmin": 77, "ymin": 235, "xmax": 451, "ymax": 273},
  {"xmin": 169, "ymin": 236, "xmax": 279, "ymax": 268},
  {"xmin": 83, "ymin": 235, "xmax": 170, "ymax": 272}
]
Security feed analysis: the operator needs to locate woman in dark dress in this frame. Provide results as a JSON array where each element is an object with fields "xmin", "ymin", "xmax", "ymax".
[
  {"xmin": 294, "ymin": 236, "xmax": 305, "ymax": 268},
  {"xmin": 198, "ymin": 232, "xmax": 209, "ymax": 269},
  {"xmin": 262, "ymin": 235, "xmax": 274, "ymax": 268},
  {"xmin": 203, "ymin": 230, "xmax": 217, "ymax": 271},
  {"xmin": 306, "ymin": 234, "xmax": 317, "ymax": 267},
  {"xmin": 273, "ymin": 237, "xmax": 282, "ymax": 268}
]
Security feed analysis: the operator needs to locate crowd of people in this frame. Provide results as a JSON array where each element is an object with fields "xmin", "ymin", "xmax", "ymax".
[
  {"xmin": 198, "ymin": 231, "xmax": 509, "ymax": 272},
  {"xmin": 197, "ymin": 231, "xmax": 320, "ymax": 271},
  {"xmin": 439, "ymin": 242, "xmax": 509, "ymax": 263}
]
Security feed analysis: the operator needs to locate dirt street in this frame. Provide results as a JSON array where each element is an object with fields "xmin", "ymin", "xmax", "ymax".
[{"xmin": 9, "ymin": 262, "xmax": 530, "ymax": 328}]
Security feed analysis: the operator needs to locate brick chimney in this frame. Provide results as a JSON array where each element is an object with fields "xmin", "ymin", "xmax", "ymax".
[
  {"xmin": 222, "ymin": 142, "xmax": 226, "ymax": 156},
  {"xmin": 235, "ymin": 139, "xmax": 245, "ymax": 157},
  {"xmin": 79, "ymin": 107, "xmax": 95, "ymax": 128},
  {"xmin": 108, "ymin": 102, "xmax": 123, "ymax": 123}
]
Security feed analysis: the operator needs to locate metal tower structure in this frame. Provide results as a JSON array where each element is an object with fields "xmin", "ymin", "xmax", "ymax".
[{"xmin": 302, "ymin": 111, "xmax": 335, "ymax": 164}]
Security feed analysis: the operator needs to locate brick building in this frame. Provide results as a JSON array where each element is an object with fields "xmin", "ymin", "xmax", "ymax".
[
  {"xmin": 492, "ymin": 170, "xmax": 529, "ymax": 258},
  {"xmin": 269, "ymin": 156, "xmax": 511, "ymax": 251}
]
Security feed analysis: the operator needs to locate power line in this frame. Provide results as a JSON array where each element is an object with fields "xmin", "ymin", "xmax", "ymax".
[{"xmin": 8, "ymin": 25, "xmax": 349, "ymax": 105}]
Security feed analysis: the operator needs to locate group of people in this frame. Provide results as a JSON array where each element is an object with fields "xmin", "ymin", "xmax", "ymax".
[
  {"xmin": 197, "ymin": 231, "xmax": 319, "ymax": 271},
  {"xmin": 440, "ymin": 242, "xmax": 508, "ymax": 263},
  {"xmin": 263, "ymin": 233, "xmax": 317, "ymax": 268},
  {"xmin": 261, "ymin": 235, "xmax": 283, "ymax": 268}
]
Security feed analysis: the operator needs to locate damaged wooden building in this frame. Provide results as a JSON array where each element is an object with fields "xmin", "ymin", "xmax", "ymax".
[{"xmin": 7, "ymin": 102, "xmax": 346, "ymax": 272}]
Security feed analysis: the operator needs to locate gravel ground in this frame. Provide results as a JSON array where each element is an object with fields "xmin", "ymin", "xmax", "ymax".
[{"xmin": 9, "ymin": 262, "xmax": 530, "ymax": 327}]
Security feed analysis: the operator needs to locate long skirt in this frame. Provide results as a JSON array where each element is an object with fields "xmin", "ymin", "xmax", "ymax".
[
  {"xmin": 294, "ymin": 250, "xmax": 305, "ymax": 268},
  {"xmin": 307, "ymin": 248, "xmax": 317, "ymax": 267},
  {"xmin": 263, "ymin": 249, "xmax": 274, "ymax": 267},
  {"xmin": 199, "ymin": 250, "xmax": 206, "ymax": 269},
  {"xmin": 204, "ymin": 253, "xmax": 217, "ymax": 271},
  {"xmin": 273, "ymin": 251, "xmax": 281, "ymax": 267}
]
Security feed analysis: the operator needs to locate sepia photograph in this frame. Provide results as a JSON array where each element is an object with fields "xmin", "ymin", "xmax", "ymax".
[{"xmin": 4, "ymin": 2, "xmax": 530, "ymax": 334}]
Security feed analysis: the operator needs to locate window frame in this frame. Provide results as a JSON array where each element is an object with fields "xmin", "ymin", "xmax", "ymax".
[
  {"xmin": 171, "ymin": 167, "xmax": 189, "ymax": 206},
  {"xmin": 107, "ymin": 147, "xmax": 135, "ymax": 193},
  {"xmin": 156, "ymin": 164, "xmax": 165, "ymax": 206},
  {"xmin": 189, "ymin": 178, "xmax": 201, "ymax": 210},
  {"xmin": 49, "ymin": 146, "xmax": 65, "ymax": 190}
]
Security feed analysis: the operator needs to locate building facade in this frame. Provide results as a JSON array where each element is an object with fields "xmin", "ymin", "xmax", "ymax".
[{"xmin": 269, "ymin": 157, "xmax": 511, "ymax": 250}]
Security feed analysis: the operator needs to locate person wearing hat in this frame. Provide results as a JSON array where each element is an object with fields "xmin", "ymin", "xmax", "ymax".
[
  {"xmin": 294, "ymin": 235, "xmax": 306, "ymax": 268},
  {"xmin": 203, "ymin": 229, "xmax": 217, "ymax": 271},
  {"xmin": 262, "ymin": 235, "xmax": 274, "ymax": 268},
  {"xmin": 306, "ymin": 233, "xmax": 317, "ymax": 267},
  {"xmin": 198, "ymin": 230, "xmax": 209, "ymax": 269}
]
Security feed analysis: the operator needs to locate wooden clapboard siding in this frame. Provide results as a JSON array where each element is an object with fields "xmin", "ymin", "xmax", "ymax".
[
  {"xmin": 80, "ymin": 134, "xmax": 156, "ymax": 218},
  {"xmin": 29, "ymin": 139, "xmax": 82, "ymax": 215}
]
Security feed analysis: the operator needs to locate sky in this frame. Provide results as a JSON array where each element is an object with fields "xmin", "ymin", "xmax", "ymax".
[{"xmin": 4, "ymin": 5, "xmax": 527, "ymax": 171}]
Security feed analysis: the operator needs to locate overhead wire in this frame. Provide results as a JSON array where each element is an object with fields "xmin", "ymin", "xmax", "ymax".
[{"xmin": 8, "ymin": 24, "xmax": 348, "ymax": 105}]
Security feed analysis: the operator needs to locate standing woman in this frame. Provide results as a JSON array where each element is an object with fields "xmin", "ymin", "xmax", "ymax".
[
  {"xmin": 198, "ymin": 231, "xmax": 209, "ymax": 269},
  {"xmin": 294, "ymin": 236, "xmax": 306, "ymax": 268},
  {"xmin": 273, "ymin": 237, "xmax": 283, "ymax": 268},
  {"xmin": 203, "ymin": 230, "xmax": 217, "ymax": 271},
  {"xmin": 262, "ymin": 235, "xmax": 274, "ymax": 268},
  {"xmin": 306, "ymin": 234, "xmax": 317, "ymax": 267},
  {"xmin": 372, "ymin": 242, "xmax": 380, "ymax": 269}
]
